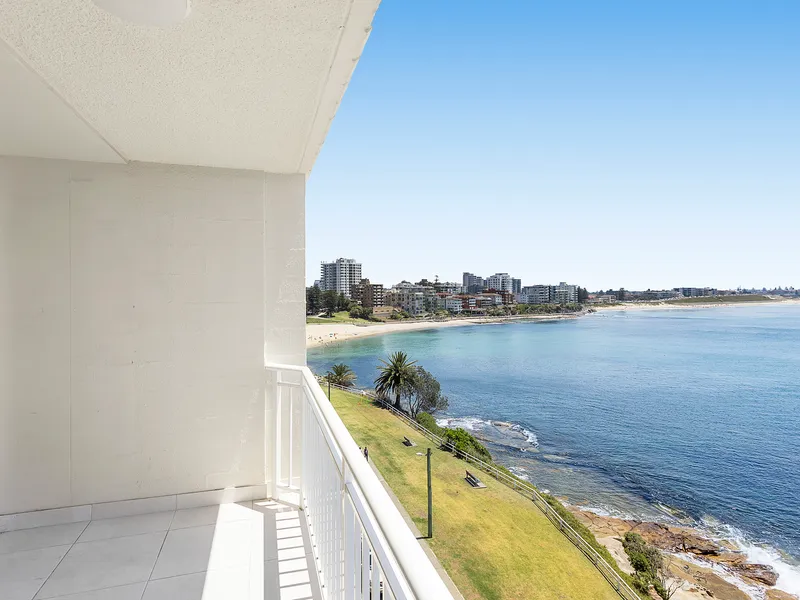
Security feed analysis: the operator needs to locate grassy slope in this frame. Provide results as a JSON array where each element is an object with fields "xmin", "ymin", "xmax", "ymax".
[
  {"xmin": 330, "ymin": 388, "xmax": 621, "ymax": 600},
  {"xmin": 306, "ymin": 311, "xmax": 378, "ymax": 324}
]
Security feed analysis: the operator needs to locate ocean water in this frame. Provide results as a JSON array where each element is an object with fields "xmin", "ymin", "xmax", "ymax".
[{"xmin": 308, "ymin": 305, "xmax": 800, "ymax": 593}]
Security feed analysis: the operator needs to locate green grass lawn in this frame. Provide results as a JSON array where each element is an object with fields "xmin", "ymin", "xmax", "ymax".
[
  {"xmin": 330, "ymin": 388, "xmax": 622, "ymax": 600},
  {"xmin": 306, "ymin": 311, "xmax": 379, "ymax": 325},
  {"xmin": 664, "ymin": 294, "xmax": 774, "ymax": 304}
]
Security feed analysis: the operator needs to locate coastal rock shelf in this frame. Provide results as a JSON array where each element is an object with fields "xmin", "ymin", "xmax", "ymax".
[{"xmin": 573, "ymin": 509, "xmax": 784, "ymax": 595}]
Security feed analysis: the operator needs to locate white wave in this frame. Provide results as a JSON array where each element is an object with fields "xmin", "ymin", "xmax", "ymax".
[
  {"xmin": 435, "ymin": 416, "xmax": 539, "ymax": 446},
  {"xmin": 740, "ymin": 539, "xmax": 800, "ymax": 595},
  {"xmin": 572, "ymin": 503, "xmax": 639, "ymax": 522},
  {"xmin": 692, "ymin": 517, "xmax": 800, "ymax": 596},
  {"xmin": 673, "ymin": 552, "xmax": 765, "ymax": 599},
  {"xmin": 435, "ymin": 416, "xmax": 487, "ymax": 431},
  {"xmin": 508, "ymin": 466, "xmax": 531, "ymax": 482},
  {"xmin": 509, "ymin": 423, "xmax": 539, "ymax": 446}
]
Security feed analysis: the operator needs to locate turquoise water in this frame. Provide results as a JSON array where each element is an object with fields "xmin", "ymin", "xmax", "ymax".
[{"xmin": 309, "ymin": 305, "xmax": 800, "ymax": 589}]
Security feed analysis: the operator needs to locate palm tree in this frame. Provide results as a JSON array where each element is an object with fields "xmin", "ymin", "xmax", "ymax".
[
  {"xmin": 374, "ymin": 351, "xmax": 417, "ymax": 410},
  {"xmin": 325, "ymin": 363, "xmax": 356, "ymax": 387}
]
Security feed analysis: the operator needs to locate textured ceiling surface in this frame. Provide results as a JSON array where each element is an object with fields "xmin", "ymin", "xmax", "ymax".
[{"xmin": 0, "ymin": 0, "xmax": 378, "ymax": 172}]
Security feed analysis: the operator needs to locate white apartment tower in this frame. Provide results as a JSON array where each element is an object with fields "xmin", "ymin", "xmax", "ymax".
[
  {"xmin": 486, "ymin": 272, "xmax": 514, "ymax": 293},
  {"xmin": 321, "ymin": 258, "xmax": 363, "ymax": 298}
]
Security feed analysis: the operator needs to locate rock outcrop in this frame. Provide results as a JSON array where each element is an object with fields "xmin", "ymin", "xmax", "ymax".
[
  {"xmin": 571, "ymin": 508, "xmax": 782, "ymax": 592},
  {"xmin": 734, "ymin": 562, "xmax": 779, "ymax": 587}
]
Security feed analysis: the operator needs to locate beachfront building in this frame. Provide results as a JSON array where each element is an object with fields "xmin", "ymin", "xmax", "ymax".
[
  {"xmin": 639, "ymin": 290, "xmax": 683, "ymax": 300},
  {"xmin": 0, "ymin": 4, "xmax": 452, "ymax": 600},
  {"xmin": 677, "ymin": 287, "xmax": 719, "ymax": 298},
  {"xmin": 386, "ymin": 282, "xmax": 427, "ymax": 315},
  {"xmin": 436, "ymin": 281, "xmax": 465, "ymax": 295},
  {"xmin": 486, "ymin": 272, "xmax": 514, "ymax": 293},
  {"xmin": 553, "ymin": 282, "xmax": 579, "ymax": 304},
  {"xmin": 350, "ymin": 278, "xmax": 386, "ymax": 308},
  {"xmin": 320, "ymin": 257, "xmax": 363, "ymax": 299},
  {"xmin": 438, "ymin": 296, "xmax": 465, "ymax": 314},
  {"xmin": 520, "ymin": 285, "xmax": 554, "ymax": 304},
  {"xmin": 512, "ymin": 278, "xmax": 522, "ymax": 294}
]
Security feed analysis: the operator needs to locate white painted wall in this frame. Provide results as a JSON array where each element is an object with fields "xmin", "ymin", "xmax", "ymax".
[{"xmin": 0, "ymin": 157, "xmax": 305, "ymax": 514}]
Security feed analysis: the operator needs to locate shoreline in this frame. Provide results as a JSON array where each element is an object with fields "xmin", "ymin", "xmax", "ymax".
[
  {"xmin": 593, "ymin": 298, "xmax": 800, "ymax": 312},
  {"xmin": 306, "ymin": 312, "xmax": 581, "ymax": 348},
  {"xmin": 307, "ymin": 298, "xmax": 800, "ymax": 349}
]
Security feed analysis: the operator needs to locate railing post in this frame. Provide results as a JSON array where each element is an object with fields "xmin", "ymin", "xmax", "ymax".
[
  {"xmin": 343, "ymin": 461, "xmax": 355, "ymax": 600},
  {"xmin": 274, "ymin": 372, "xmax": 282, "ymax": 493}
]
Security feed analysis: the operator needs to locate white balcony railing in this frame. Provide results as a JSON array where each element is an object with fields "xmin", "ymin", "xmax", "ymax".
[{"xmin": 265, "ymin": 363, "xmax": 454, "ymax": 600}]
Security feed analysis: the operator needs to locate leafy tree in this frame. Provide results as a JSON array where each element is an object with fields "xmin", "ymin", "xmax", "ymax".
[
  {"xmin": 374, "ymin": 351, "xmax": 417, "ymax": 410},
  {"xmin": 577, "ymin": 287, "xmax": 589, "ymax": 303},
  {"xmin": 405, "ymin": 367, "xmax": 449, "ymax": 418},
  {"xmin": 349, "ymin": 305, "xmax": 373, "ymax": 320},
  {"xmin": 335, "ymin": 293, "xmax": 351, "ymax": 312},
  {"xmin": 306, "ymin": 286, "xmax": 322, "ymax": 314},
  {"xmin": 325, "ymin": 363, "xmax": 356, "ymax": 387},
  {"xmin": 623, "ymin": 532, "xmax": 680, "ymax": 600},
  {"xmin": 321, "ymin": 290, "xmax": 339, "ymax": 316}
]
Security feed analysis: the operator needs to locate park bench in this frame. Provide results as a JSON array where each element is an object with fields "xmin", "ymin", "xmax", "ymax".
[
  {"xmin": 402, "ymin": 436, "xmax": 417, "ymax": 447},
  {"xmin": 465, "ymin": 470, "xmax": 486, "ymax": 488}
]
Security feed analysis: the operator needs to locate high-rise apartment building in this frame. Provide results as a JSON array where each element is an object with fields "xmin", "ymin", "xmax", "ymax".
[
  {"xmin": 553, "ymin": 282, "xmax": 578, "ymax": 304},
  {"xmin": 486, "ymin": 273, "xmax": 513, "ymax": 293},
  {"xmin": 512, "ymin": 278, "xmax": 522, "ymax": 294},
  {"xmin": 320, "ymin": 258, "xmax": 362, "ymax": 298},
  {"xmin": 520, "ymin": 285, "xmax": 553, "ymax": 304},
  {"xmin": 463, "ymin": 272, "xmax": 484, "ymax": 294}
]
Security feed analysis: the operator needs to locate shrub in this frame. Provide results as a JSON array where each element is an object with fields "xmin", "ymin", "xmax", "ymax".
[
  {"xmin": 441, "ymin": 427, "xmax": 492, "ymax": 462},
  {"xmin": 416, "ymin": 412, "xmax": 444, "ymax": 436}
]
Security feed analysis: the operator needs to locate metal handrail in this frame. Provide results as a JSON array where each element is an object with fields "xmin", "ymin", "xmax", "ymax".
[
  {"xmin": 267, "ymin": 363, "xmax": 454, "ymax": 600},
  {"xmin": 320, "ymin": 378, "xmax": 642, "ymax": 600}
]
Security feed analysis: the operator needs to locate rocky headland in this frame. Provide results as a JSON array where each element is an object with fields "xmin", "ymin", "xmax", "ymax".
[{"xmin": 571, "ymin": 508, "xmax": 796, "ymax": 600}]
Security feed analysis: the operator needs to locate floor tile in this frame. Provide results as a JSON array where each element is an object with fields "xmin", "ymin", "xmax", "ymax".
[
  {"xmin": 148, "ymin": 525, "xmax": 213, "ymax": 580},
  {"xmin": 279, "ymin": 570, "xmax": 310, "ymax": 587},
  {"xmin": 276, "ymin": 527, "xmax": 302, "ymax": 540},
  {"xmin": 170, "ymin": 503, "xmax": 254, "ymax": 530},
  {"xmin": 150, "ymin": 519, "xmax": 254, "ymax": 581},
  {"xmin": 38, "ymin": 582, "xmax": 145, "ymax": 600},
  {"xmin": 279, "ymin": 583, "xmax": 313, "ymax": 600},
  {"xmin": 0, "ymin": 545, "xmax": 70, "ymax": 600},
  {"xmin": 278, "ymin": 557, "xmax": 309, "ymax": 575},
  {"xmin": 263, "ymin": 560, "xmax": 279, "ymax": 599},
  {"xmin": 142, "ymin": 568, "xmax": 249, "ymax": 600},
  {"xmin": 78, "ymin": 512, "xmax": 173, "ymax": 543},
  {"xmin": 263, "ymin": 559, "xmax": 321, "ymax": 600},
  {"xmin": 0, "ymin": 523, "xmax": 88, "ymax": 555},
  {"xmin": 35, "ymin": 532, "xmax": 165, "ymax": 599}
]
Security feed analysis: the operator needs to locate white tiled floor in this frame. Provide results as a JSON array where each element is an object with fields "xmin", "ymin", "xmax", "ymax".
[{"xmin": 0, "ymin": 501, "xmax": 322, "ymax": 600}]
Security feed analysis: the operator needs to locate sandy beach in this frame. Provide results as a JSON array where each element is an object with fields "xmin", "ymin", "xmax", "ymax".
[
  {"xmin": 306, "ymin": 313, "xmax": 580, "ymax": 348},
  {"xmin": 307, "ymin": 298, "xmax": 800, "ymax": 349},
  {"xmin": 593, "ymin": 298, "xmax": 800, "ymax": 312}
]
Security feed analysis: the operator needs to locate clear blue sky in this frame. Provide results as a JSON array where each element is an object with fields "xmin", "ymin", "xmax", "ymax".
[{"xmin": 307, "ymin": 1, "xmax": 799, "ymax": 291}]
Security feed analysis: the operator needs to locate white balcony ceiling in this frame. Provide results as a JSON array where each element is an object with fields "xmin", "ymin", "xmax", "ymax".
[{"xmin": 0, "ymin": 0, "xmax": 378, "ymax": 172}]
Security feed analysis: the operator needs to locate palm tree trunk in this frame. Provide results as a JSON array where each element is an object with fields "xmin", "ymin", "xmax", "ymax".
[{"xmin": 394, "ymin": 392, "xmax": 401, "ymax": 410}]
